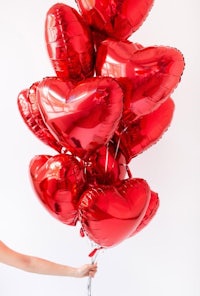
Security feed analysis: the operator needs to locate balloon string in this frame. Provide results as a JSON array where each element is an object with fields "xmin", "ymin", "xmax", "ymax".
[
  {"xmin": 104, "ymin": 142, "xmax": 109, "ymax": 173},
  {"xmin": 113, "ymin": 125, "xmax": 128, "ymax": 164},
  {"xmin": 126, "ymin": 165, "xmax": 132, "ymax": 178},
  {"xmin": 87, "ymin": 255, "xmax": 96, "ymax": 296},
  {"xmin": 87, "ymin": 242, "xmax": 95, "ymax": 296},
  {"xmin": 87, "ymin": 271, "xmax": 92, "ymax": 296},
  {"xmin": 87, "ymin": 243, "xmax": 103, "ymax": 296},
  {"xmin": 113, "ymin": 137, "xmax": 120, "ymax": 163}
]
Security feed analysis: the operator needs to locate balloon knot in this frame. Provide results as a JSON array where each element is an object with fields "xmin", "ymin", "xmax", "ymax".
[
  {"xmin": 80, "ymin": 227, "xmax": 85, "ymax": 237},
  {"xmin": 88, "ymin": 246, "xmax": 103, "ymax": 257}
]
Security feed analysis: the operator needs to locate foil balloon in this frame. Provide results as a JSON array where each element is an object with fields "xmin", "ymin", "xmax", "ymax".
[
  {"xmin": 16, "ymin": 0, "xmax": 185, "ymax": 259},
  {"xmin": 114, "ymin": 97, "xmax": 175, "ymax": 163},
  {"xmin": 96, "ymin": 39, "xmax": 185, "ymax": 117},
  {"xmin": 86, "ymin": 141, "xmax": 127, "ymax": 185},
  {"xmin": 131, "ymin": 191, "xmax": 159, "ymax": 236},
  {"xmin": 29, "ymin": 154, "xmax": 86, "ymax": 226},
  {"xmin": 76, "ymin": 0, "xmax": 154, "ymax": 41},
  {"xmin": 45, "ymin": 3, "xmax": 95, "ymax": 82},
  {"xmin": 78, "ymin": 178, "xmax": 151, "ymax": 247},
  {"xmin": 17, "ymin": 82, "xmax": 63, "ymax": 153},
  {"xmin": 37, "ymin": 76, "xmax": 123, "ymax": 159}
]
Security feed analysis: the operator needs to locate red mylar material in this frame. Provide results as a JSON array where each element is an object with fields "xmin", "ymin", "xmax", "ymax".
[
  {"xmin": 29, "ymin": 154, "xmax": 86, "ymax": 226},
  {"xmin": 45, "ymin": 3, "xmax": 95, "ymax": 82},
  {"xmin": 17, "ymin": 81, "xmax": 63, "ymax": 153},
  {"xmin": 86, "ymin": 141, "xmax": 127, "ymax": 185},
  {"xmin": 76, "ymin": 0, "xmax": 154, "ymax": 41},
  {"xmin": 78, "ymin": 178, "xmax": 151, "ymax": 247},
  {"xmin": 37, "ymin": 76, "xmax": 123, "ymax": 159},
  {"xmin": 96, "ymin": 39, "xmax": 185, "ymax": 117},
  {"xmin": 131, "ymin": 191, "xmax": 159, "ymax": 236},
  {"xmin": 114, "ymin": 98, "xmax": 175, "ymax": 163}
]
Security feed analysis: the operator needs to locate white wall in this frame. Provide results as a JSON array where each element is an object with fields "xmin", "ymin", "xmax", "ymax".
[{"xmin": 0, "ymin": 0, "xmax": 199, "ymax": 295}]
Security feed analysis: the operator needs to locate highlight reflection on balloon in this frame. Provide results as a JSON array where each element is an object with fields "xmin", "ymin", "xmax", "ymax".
[
  {"xmin": 79, "ymin": 178, "xmax": 151, "ymax": 247},
  {"xmin": 37, "ymin": 76, "xmax": 123, "ymax": 159},
  {"xmin": 86, "ymin": 141, "xmax": 127, "ymax": 185},
  {"xmin": 17, "ymin": 82, "xmax": 63, "ymax": 153},
  {"xmin": 29, "ymin": 154, "xmax": 86, "ymax": 226},
  {"xmin": 45, "ymin": 3, "xmax": 95, "ymax": 82},
  {"xmin": 131, "ymin": 191, "xmax": 159, "ymax": 236},
  {"xmin": 96, "ymin": 39, "xmax": 185, "ymax": 117},
  {"xmin": 114, "ymin": 97, "xmax": 175, "ymax": 162},
  {"xmin": 76, "ymin": 0, "xmax": 154, "ymax": 41}
]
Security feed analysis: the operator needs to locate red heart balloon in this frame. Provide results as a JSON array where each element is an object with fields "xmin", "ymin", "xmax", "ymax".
[
  {"xmin": 130, "ymin": 191, "xmax": 159, "ymax": 236},
  {"xmin": 86, "ymin": 141, "xmax": 127, "ymax": 185},
  {"xmin": 78, "ymin": 178, "xmax": 151, "ymax": 247},
  {"xmin": 96, "ymin": 39, "xmax": 185, "ymax": 117},
  {"xmin": 37, "ymin": 76, "xmax": 123, "ymax": 159},
  {"xmin": 114, "ymin": 98, "xmax": 175, "ymax": 162},
  {"xmin": 76, "ymin": 0, "xmax": 154, "ymax": 41},
  {"xmin": 29, "ymin": 154, "xmax": 86, "ymax": 226},
  {"xmin": 45, "ymin": 3, "xmax": 95, "ymax": 82},
  {"xmin": 17, "ymin": 82, "xmax": 63, "ymax": 153}
]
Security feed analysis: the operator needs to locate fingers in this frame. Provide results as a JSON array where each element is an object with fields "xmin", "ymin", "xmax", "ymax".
[
  {"xmin": 88, "ymin": 263, "xmax": 98, "ymax": 277},
  {"xmin": 77, "ymin": 263, "xmax": 98, "ymax": 278}
]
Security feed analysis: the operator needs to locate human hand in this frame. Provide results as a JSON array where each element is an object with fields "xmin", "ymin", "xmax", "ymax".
[{"xmin": 76, "ymin": 263, "xmax": 98, "ymax": 278}]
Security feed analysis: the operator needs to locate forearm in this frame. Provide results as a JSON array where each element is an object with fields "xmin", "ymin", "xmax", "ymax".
[
  {"xmin": 0, "ymin": 241, "xmax": 97, "ymax": 277},
  {"xmin": 21, "ymin": 256, "xmax": 78, "ymax": 277},
  {"xmin": 0, "ymin": 241, "xmax": 77, "ymax": 277}
]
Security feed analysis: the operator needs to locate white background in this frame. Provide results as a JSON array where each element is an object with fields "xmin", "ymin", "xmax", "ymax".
[{"xmin": 0, "ymin": 0, "xmax": 199, "ymax": 295}]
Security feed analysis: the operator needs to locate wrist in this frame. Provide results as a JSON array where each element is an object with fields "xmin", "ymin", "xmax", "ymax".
[{"xmin": 69, "ymin": 266, "xmax": 79, "ymax": 278}]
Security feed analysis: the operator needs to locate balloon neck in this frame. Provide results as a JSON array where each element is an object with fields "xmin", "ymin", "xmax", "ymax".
[{"xmin": 88, "ymin": 246, "xmax": 103, "ymax": 258}]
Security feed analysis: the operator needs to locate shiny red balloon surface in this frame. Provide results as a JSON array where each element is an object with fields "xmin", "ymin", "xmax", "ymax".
[
  {"xmin": 17, "ymin": 0, "xmax": 185, "ymax": 250},
  {"xmin": 37, "ymin": 76, "xmax": 123, "ymax": 159},
  {"xmin": 96, "ymin": 39, "xmax": 185, "ymax": 117},
  {"xmin": 86, "ymin": 141, "xmax": 127, "ymax": 185},
  {"xmin": 78, "ymin": 178, "xmax": 151, "ymax": 247},
  {"xmin": 17, "ymin": 82, "xmax": 63, "ymax": 152},
  {"xmin": 131, "ymin": 191, "xmax": 159, "ymax": 236},
  {"xmin": 45, "ymin": 3, "xmax": 94, "ymax": 82},
  {"xmin": 76, "ymin": 0, "xmax": 154, "ymax": 41},
  {"xmin": 29, "ymin": 154, "xmax": 86, "ymax": 225},
  {"xmin": 115, "ymin": 98, "xmax": 175, "ymax": 162}
]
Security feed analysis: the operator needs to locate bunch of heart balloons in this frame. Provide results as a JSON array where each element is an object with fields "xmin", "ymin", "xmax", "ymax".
[{"xmin": 17, "ymin": 0, "xmax": 184, "ymax": 249}]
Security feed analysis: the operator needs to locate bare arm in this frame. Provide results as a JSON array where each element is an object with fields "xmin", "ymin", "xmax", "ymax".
[{"xmin": 0, "ymin": 241, "xmax": 97, "ymax": 278}]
